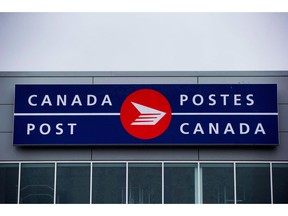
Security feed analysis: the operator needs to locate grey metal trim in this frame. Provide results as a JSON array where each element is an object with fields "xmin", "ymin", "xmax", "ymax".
[
  {"xmin": 126, "ymin": 162, "xmax": 128, "ymax": 204},
  {"xmin": 234, "ymin": 162, "xmax": 237, "ymax": 204},
  {"xmin": 270, "ymin": 162, "xmax": 274, "ymax": 204},
  {"xmin": 197, "ymin": 162, "xmax": 201, "ymax": 204},
  {"xmin": 53, "ymin": 162, "xmax": 57, "ymax": 204},
  {"xmin": 162, "ymin": 162, "xmax": 164, "ymax": 204},
  {"xmin": 90, "ymin": 162, "xmax": 93, "ymax": 204},
  {"xmin": 1, "ymin": 71, "xmax": 288, "ymax": 77},
  {"xmin": 17, "ymin": 162, "xmax": 21, "ymax": 204}
]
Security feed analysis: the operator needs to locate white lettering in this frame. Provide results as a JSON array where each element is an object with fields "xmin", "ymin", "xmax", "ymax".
[
  {"xmin": 40, "ymin": 123, "xmax": 51, "ymax": 135},
  {"xmin": 28, "ymin": 94, "xmax": 113, "ymax": 107},
  {"xmin": 180, "ymin": 94, "xmax": 188, "ymax": 106},
  {"xmin": 87, "ymin": 95, "xmax": 97, "ymax": 106},
  {"xmin": 180, "ymin": 122, "xmax": 266, "ymax": 136},
  {"xmin": 209, "ymin": 123, "xmax": 219, "ymax": 134},
  {"xmin": 41, "ymin": 95, "xmax": 52, "ymax": 106},
  {"xmin": 180, "ymin": 123, "xmax": 189, "ymax": 134},
  {"xmin": 28, "ymin": 95, "xmax": 37, "ymax": 106},
  {"xmin": 177, "ymin": 93, "xmax": 256, "ymax": 107},
  {"xmin": 240, "ymin": 123, "xmax": 250, "ymax": 134},
  {"xmin": 193, "ymin": 123, "xmax": 204, "ymax": 134},
  {"xmin": 26, "ymin": 123, "xmax": 77, "ymax": 135},
  {"xmin": 27, "ymin": 123, "xmax": 35, "ymax": 135},
  {"xmin": 101, "ymin": 95, "xmax": 112, "ymax": 106},
  {"xmin": 255, "ymin": 123, "xmax": 266, "ymax": 134},
  {"xmin": 246, "ymin": 94, "xmax": 254, "ymax": 106},
  {"xmin": 220, "ymin": 94, "xmax": 229, "ymax": 106},
  {"xmin": 234, "ymin": 94, "xmax": 241, "ymax": 106},
  {"xmin": 57, "ymin": 95, "xmax": 67, "ymax": 106},
  {"xmin": 224, "ymin": 123, "xmax": 235, "ymax": 134},
  {"xmin": 68, "ymin": 123, "xmax": 77, "ymax": 135},
  {"xmin": 192, "ymin": 94, "xmax": 204, "ymax": 106},
  {"xmin": 208, "ymin": 94, "xmax": 216, "ymax": 106},
  {"xmin": 56, "ymin": 123, "xmax": 64, "ymax": 135},
  {"xmin": 71, "ymin": 95, "xmax": 82, "ymax": 106}
]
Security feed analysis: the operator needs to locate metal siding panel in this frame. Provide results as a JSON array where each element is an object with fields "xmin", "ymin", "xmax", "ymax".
[
  {"xmin": 0, "ymin": 77, "xmax": 93, "ymax": 104},
  {"xmin": 279, "ymin": 105, "xmax": 288, "ymax": 132},
  {"xmin": 199, "ymin": 77, "xmax": 288, "ymax": 103},
  {"xmin": 92, "ymin": 147, "xmax": 199, "ymax": 161},
  {"xmin": 199, "ymin": 133, "xmax": 288, "ymax": 161},
  {"xmin": 0, "ymin": 133, "xmax": 91, "ymax": 161},
  {"xmin": 0, "ymin": 105, "xmax": 13, "ymax": 132},
  {"xmin": 93, "ymin": 77, "xmax": 197, "ymax": 84}
]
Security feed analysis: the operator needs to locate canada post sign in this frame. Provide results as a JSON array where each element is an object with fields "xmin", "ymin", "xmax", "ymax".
[{"xmin": 13, "ymin": 84, "xmax": 278, "ymax": 146}]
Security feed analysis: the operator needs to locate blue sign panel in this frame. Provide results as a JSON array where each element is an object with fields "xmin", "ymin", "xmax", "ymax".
[{"xmin": 13, "ymin": 84, "xmax": 278, "ymax": 146}]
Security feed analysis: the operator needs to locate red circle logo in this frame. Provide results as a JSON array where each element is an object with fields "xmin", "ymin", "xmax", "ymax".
[{"xmin": 120, "ymin": 89, "xmax": 172, "ymax": 140}]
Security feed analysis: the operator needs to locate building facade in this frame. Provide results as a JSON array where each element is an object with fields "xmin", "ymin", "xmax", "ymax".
[{"xmin": 0, "ymin": 71, "xmax": 288, "ymax": 204}]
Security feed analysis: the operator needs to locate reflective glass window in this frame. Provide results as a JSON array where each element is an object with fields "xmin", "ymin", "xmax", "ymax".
[
  {"xmin": 164, "ymin": 163, "xmax": 197, "ymax": 204},
  {"xmin": 272, "ymin": 163, "xmax": 288, "ymax": 203},
  {"xmin": 236, "ymin": 163, "xmax": 271, "ymax": 204},
  {"xmin": 56, "ymin": 163, "xmax": 90, "ymax": 204},
  {"xmin": 201, "ymin": 163, "xmax": 234, "ymax": 204},
  {"xmin": 20, "ymin": 163, "xmax": 54, "ymax": 204},
  {"xmin": 92, "ymin": 163, "xmax": 126, "ymax": 204},
  {"xmin": 0, "ymin": 163, "xmax": 19, "ymax": 203},
  {"xmin": 128, "ymin": 163, "xmax": 162, "ymax": 204}
]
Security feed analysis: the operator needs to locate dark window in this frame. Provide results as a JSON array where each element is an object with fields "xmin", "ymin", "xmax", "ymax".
[
  {"xmin": 236, "ymin": 163, "xmax": 271, "ymax": 204},
  {"xmin": 20, "ymin": 163, "xmax": 54, "ymax": 204},
  {"xmin": 56, "ymin": 163, "xmax": 90, "ymax": 204},
  {"xmin": 0, "ymin": 163, "xmax": 19, "ymax": 203},
  {"xmin": 272, "ymin": 163, "xmax": 288, "ymax": 203},
  {"xmin": 164, "ymin": 163, "xmax": 197, "ymax": 204},
  {"xmin": 128, "ymin": 163, "xmax": 162, "ymax": 204},
  {"xmin": 201, "ymin": 163, "xmax": 234, "ymax": 204},
  {"xmin": 92, "ymin": 163, "xmax": 126, "ymax": 204}
]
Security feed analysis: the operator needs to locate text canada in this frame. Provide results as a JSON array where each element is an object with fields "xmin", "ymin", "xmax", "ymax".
[
  {"xmin": 180, "ymin": 122, "xmax": 266, "ymax": 135},
  {"xmin": 27, "ymin": 94, "xmax": 112, "ymax": 106}
]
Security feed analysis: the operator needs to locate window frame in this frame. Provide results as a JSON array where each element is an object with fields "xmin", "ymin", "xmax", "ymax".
[{"xmin": 0, "ymin": 161, "xmax": 287, "ymax": 204}]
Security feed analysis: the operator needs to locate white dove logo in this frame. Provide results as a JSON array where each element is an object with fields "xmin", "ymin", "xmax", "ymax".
[{"xmin": 131, "ymin": 102, "xmax": 166, "ymax": 125}]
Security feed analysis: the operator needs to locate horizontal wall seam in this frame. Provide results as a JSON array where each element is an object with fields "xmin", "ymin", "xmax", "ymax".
[{"xmin": 1, "ymin": 71, "xmax": 288, "ymax": 77}]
